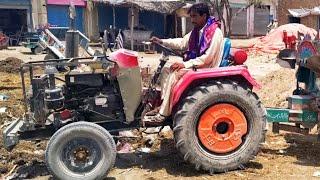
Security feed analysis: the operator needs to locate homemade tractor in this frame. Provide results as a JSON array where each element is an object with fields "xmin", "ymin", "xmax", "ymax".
[
  {"xmin": 3, "ymin": 38, "xmax": 266, "ymax": 179},
  {"xmin": 268, "ymin": 30, "xmax": 320, "ymax": 135}
]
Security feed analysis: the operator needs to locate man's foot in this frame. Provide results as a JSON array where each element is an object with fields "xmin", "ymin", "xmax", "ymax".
[
  {"xmin": 145, "ymin": 107, "xmax": 161, "ymax": 116},
  {"xmin": 144, "ymin": 113, "xmax": 166, "ymax": 126}
]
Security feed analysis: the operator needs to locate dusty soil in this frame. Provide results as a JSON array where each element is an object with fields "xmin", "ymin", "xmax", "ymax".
[{"xmin": 1, "ymin": 45, "xmax": 320, "ymax": 179}]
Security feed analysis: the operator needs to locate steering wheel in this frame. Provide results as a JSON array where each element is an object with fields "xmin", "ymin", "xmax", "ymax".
[{"xmin": 153, "ymin": 42, "xmax": 184, "ymax": 59}]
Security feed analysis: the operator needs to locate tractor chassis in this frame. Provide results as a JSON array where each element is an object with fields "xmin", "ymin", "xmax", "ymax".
[{"xmin": 3, "ymin": 56, "xmax": 170, "ymax": 150}]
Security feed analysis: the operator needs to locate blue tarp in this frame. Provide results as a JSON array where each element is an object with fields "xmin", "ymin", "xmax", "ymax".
[{"xmin": 47, "ymin": 5, "xmax": 84, "ymax": 33}]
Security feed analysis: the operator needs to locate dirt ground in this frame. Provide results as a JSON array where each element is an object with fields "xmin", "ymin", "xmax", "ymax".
[{"xmin": 1, "ymin": 45, "xmax": 320, "ymax": 180}]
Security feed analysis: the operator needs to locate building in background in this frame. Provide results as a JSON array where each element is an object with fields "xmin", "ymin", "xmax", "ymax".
[
  {"xmin": 229, "ymin": 0, "xmax": 278, "ymax": 37},
  {"xmin": 278, "ymin": 0, "xmax": 320, "ymax": 30},
  {"xmin": 0, "ymin": 0, "xmax": 47, "ymax": 34},
  {"xmin": 94, "ymin": 0, "xmax": 183, "ymax": 38},
  {"xmin": 46, "ymin": 0, "xmax": 86, "ymax": 33},
  {"xmin": 178, "ymin": 0, "xmax": 277, "ymax": 37},
  {"xmin": 0, "ymin": 0, "xmax": 33, "ymax": 34}
]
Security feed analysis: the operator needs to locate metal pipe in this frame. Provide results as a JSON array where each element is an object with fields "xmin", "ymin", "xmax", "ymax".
[
  {"xmin": 49, "ymin": 74, "xmax": 55, "ymax": 89},
  {"xmin": 29, "ymin": 66, "xmax": 33, "ymax": 83},
  {"xmin": 20, "ymin": 67, "xmax": 28, "ymax": 114},
  {"xmin": 113, "ymin": 5, "xmax": 116, "ymax": 29}
]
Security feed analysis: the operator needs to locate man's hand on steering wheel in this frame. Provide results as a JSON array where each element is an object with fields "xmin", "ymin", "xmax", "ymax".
[
  {"xmin": 150, "ymin": 36, "xmax": 163, "ymax": 44},
  {"xmin": 170, "ymin": 62, "xmax": 185, "ymax": 72},
  {"xmin": 150, "ymin": 36, "xmax": 185, "ymax": 61}
]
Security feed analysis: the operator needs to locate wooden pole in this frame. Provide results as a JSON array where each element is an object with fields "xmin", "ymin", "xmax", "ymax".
[
  {"xmin": 164, "ymin": 14, "xmax": 167, "ymax": 37},
  {"xmin": 175, "ymin": 14, "xmax": 178, "ymax": 37},
  {"xmin": 131, "ymin": 5, "xmax": 134, "ymax": 50},
  {"xmin": 246, "ymin": 5, "xmax": 254, "ymax": 38},
  {"xmin": 113, "ymin": 5, "xmax": 116, "ymax": 29}
]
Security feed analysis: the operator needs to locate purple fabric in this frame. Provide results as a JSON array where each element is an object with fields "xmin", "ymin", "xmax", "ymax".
[{"xmin": 186, "ymin": 17, "xmax": 218, "ymax": 61}]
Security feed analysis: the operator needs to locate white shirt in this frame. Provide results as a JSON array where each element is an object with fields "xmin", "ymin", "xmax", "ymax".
[{"xmin": 162, "ymin": 27, "xmax": 224, "ymax": 69}]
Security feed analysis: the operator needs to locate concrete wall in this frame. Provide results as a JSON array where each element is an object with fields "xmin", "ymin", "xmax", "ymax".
[
  {"xmin": 31, "ymin": 0, "xmax": 47, "ymax": 30},
  {"xmin": 84, "ymin": 4, "xmax": 99, "ymax": 40},
  {"xmin": 278, "ymin": 0, "xmax": 320, "ymax": 29}
]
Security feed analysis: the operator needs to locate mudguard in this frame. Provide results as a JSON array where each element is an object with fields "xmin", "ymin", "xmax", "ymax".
[{"xmin": 170, "ymin": 66, "xmax": 260, "ymax": 109}]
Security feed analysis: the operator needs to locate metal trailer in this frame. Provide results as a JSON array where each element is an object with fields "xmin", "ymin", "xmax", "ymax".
[{"xmin": 267, "ymin": 15, "xmax": 320, "ymax": 135}]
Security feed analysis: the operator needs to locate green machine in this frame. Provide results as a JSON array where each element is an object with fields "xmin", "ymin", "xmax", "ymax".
[{"xmin": 267, "ymin": 31, "xmax": 320, "ymax": 134}]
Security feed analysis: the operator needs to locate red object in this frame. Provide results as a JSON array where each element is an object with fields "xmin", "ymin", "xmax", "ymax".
[
  {"xmin": 0, "ymin": 33, "xmax": 9, "ymax": 48},
  {"xmin": 60, "ymin": 109, "xmax": 72, "ymax": 120},
  {"xmin": 230, "ymin": 48, "xmax": 247, "ymax": 65},
  {"xmin": 47, "ymin": 0, "xmax": 86, "ymax": 6},
  {"xmin": 197, "ymin": 103, "xmax": 247, "ymax": 154},
  {"xmin": 282, "ymin": 30, "xmax": 296, "ymax": 49},
  {"xmin": 170, "ymin": 66, "xmax": 260, "ymax": 109},
  {"xmin": 110, "ymin": 49, "xmax": 139, "ymax": 69}
]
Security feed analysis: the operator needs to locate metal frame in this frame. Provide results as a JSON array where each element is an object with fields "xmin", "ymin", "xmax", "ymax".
[
  {"xmin": 3, "ymin": 55, "xmax": 166, "ymax": 149},
  {"xmin": 268, "ymin": 15, "xmax": 320, "ymax": 134}
]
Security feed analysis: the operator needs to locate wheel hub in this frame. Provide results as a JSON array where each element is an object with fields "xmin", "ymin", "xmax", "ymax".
[
  {"xmin": 62, "ymin": 137, "xmax": 101, "ymax": 173},
  {"xmin": 74, "ymin": 147, "xmax": 90, "ymax": 162},
  {"xmin": 197, "ymin": 103, "xmax": 247, "ymax": 154}
]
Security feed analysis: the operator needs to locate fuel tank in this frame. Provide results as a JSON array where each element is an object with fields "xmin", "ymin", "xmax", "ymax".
[{"xmin": 110, "ymin": 49, "xmax": 139, "ymax": 68}]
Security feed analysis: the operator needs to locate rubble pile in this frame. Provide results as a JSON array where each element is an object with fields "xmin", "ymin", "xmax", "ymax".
[
  {"xmin": 0, "ymin": 57, "xmax": 23, "ymax": 73},
  {"xmin": 253, "ymin": 23, "xmax": 318, "ymax": 53}
]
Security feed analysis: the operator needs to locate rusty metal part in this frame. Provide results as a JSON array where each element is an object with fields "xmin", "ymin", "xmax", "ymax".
[{"xmin": 74, "ymin": 147, "xmax": 90, "ymax": 162}]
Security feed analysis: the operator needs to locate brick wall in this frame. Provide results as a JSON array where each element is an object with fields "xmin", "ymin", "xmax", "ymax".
[{"xmin": 278, "ymin": 0, "xmax": 320, "ymax": 29}]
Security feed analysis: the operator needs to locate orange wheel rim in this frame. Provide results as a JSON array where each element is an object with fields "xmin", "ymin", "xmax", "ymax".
[{"xmin": 197, "ymin": 103, "xmax": 247, "ymax": 154}]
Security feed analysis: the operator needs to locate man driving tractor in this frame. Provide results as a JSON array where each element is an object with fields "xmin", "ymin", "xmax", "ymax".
[{"xmin": 145, "ymin": 2, "xmax": 225, "ymax": 124}]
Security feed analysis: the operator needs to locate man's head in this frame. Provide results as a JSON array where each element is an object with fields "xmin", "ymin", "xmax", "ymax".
[{"xmin": 188, "ymin": 3, "xmax": 210, "ymax": 28}]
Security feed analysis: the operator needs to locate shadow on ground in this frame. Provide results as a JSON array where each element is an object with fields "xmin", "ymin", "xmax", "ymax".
[
  {"xmin": 262, "ymin": 133, "xmax": 320, "ymax": 167},
  {"xmin": 114, "ymin": 138, "xmax": 263, "ymax": 177}
]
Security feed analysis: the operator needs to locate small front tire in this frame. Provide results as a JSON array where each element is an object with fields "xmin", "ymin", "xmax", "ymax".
[
  {"xmin": 32, "ymin": 46, "xmax": 43, "ymax": 55},
  {"xmin": 45, "ymin": 121, "xmax": 116, "ymax": 180}
]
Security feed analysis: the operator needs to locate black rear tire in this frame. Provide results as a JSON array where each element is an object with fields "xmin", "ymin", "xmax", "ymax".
[
  {"xmin": 173, "ymin": 79, "xmax": 266, "ymax": 173},
  {"xmin": 45, "ymin": 121, "xmax": 116, "ymax": 180}
]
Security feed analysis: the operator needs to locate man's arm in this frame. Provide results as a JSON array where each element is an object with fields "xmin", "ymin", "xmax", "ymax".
[
  {"xmin": 183, "ymin": 29, "xmax": 224, "ymax": 69},
  {"xmin": 161, "ymin": 32, "xmax": 191, "ymax": 51}
]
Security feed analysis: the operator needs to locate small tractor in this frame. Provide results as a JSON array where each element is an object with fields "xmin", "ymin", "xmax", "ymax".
[{"xmin": 3, "ymin": 37, "xmax": 266, "ymax": 179}]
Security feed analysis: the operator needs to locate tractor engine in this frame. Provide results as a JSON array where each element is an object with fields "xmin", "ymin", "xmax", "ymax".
[{"xmin": 29, "ymin": 70, "xmax": 124, "ymax": 126}]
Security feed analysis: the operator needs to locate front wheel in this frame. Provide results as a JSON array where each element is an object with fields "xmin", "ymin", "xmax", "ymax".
[
  {"xmin": 45, "ymin": 122, "xmax": 116, "ymax": 180},
  {"xmin": 173, "ymin": 80, "xmax": 266, "ymax": 173},
  {"xmin": 32, "ymin": 46, "xmax": 43, "ymax": 55}
]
